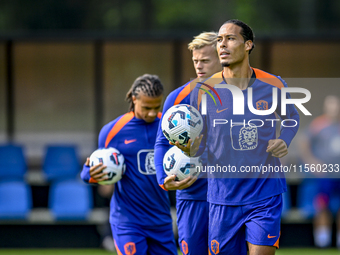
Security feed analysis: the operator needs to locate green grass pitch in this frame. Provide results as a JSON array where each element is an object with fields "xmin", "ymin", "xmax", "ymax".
[{"xmin": 0, "ymin": 248, "xmax": 339, "ymax": 255}]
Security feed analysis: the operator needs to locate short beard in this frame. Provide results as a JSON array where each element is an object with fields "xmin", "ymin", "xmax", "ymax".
[{"xmin": 221, "ymin": 62, "xmax": 230, "ymax": 67}]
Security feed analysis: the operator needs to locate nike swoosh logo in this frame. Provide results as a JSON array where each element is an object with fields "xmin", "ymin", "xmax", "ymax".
[
  {"xmin": 216, "ymin": 108, "xmax": 228, "ymax": 113},
  {"xmin": 267, "ymin": 234, "xmax": 277, "ymax": 239},
  {"xmin": 124, "ymin": 139, "xmax": 137, "ymax": 144}
]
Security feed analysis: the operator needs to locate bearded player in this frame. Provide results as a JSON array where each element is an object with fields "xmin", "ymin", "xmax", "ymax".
[{"xmin": 180, "ymin": 20, "xmax": 300, "ymax": 255}]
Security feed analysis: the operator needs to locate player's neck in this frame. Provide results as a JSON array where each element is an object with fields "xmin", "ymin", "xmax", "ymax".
[{"xmin": 222, "ymin": 62, "xmax": 252, "ymax": 90}]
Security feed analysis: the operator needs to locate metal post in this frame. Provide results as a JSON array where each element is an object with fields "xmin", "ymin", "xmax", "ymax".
[
  {"xmin": 5, "ymin": 40, "xmax": 14, "ymax": 143},
  {"xmin": 94, "ymin": 40, "xmax": 104, "ymax": 146}
]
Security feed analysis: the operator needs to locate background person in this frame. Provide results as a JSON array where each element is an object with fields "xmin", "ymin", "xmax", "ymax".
[
  {"xmin": 179, "ymin": 19, "xmax": 300, "ymax": 255},
  {"xmin": 299, "ymin": 95, "xmax": 340, "ymax": 248},
  {"xmin": 154, "ymin": 32, "xmax": 221, "ymax": 255}
]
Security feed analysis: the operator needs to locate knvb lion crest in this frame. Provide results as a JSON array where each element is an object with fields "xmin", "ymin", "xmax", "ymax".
[
  {"xmin": 144, "ymin": 151, "xmax": 155, "ymax": 174},
  {"xmin": 211, "ymin": 240, "xmax": 220, "ymax": 254},
  {"xmin": 124, "ymin": 242, "xmax": 136, "ymax": 255},
  {"xmin": 181, "ymin": 240, "xmax": 189, "ymax": 255},
  {"xmin": 238, "ymin": 125, "xmax": 258, "ymax": 150},
  {"xmin": 256, "ymin": 100, "xmax": 268, "ymax": 110},
  {"xmin": 137, "ymin": 149, "xmax": 156, "ymax": 175}
]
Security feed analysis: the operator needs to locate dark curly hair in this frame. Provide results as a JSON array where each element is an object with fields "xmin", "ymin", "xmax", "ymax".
[{"xmin": 125, "ymin": 74, "xmax": 164, "ymax": 111}]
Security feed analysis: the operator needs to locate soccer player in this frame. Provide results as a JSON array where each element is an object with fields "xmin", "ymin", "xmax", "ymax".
[
  {"xmin": 154, "ymin": 32, "xmax": 221, "ymax": 255},
  {"xmin": 299, "ymin": 95, "xmax": 340, "ymax": 248},
  {"xmin": 80, "ymin": 74, "xmax": 177, "ymax": 255},
  {"xmin": 179, "ymin": 20, "xmax": 300, "ymax": 255}
]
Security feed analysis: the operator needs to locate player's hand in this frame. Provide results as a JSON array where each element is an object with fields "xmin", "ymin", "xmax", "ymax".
[
  {"xmin": 170, "ymin": 134, "xmax": 203, "ymax": 157},
  {"xmin": 266, "ymin": 139, "xmax": 288, "ymax": 158},
  {"xmin": 85, "ymin": 157, "xmax": 108, "ymax": 182},
  {"xmin": 163, "ymin": 175, "xmax": 197, "ymax": 190}
]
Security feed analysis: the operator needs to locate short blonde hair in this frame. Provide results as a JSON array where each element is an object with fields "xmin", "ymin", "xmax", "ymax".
[{"xmin": 188, "ymin": 31, "xmax": 218, "ymax": 51}]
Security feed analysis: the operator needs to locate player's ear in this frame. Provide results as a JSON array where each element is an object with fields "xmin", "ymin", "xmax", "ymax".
[
  {"xmin": 245, "ymin": 40, "xmax": 253, "ymax": 51},
  {"xmin": 132, "ymin": 95, "xmax": 137, "ymax": 104}
]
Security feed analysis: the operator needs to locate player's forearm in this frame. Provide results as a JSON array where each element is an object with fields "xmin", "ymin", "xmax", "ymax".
[
  {"xmin": 80, "ymin": 164, "xmax": 91, "ymax": 183},
  {"xmin": 154, "ymin": 142, "xmax": 170, "ymax": 186},
  {"xmin": 278, "ymin": 106, "xmax": 300, "ymax": 147}
]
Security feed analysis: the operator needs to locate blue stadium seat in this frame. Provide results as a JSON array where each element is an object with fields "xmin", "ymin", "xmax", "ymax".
[
  {"xmin": 0, "ymin": 144, "xmax": 27, "ymax": 180},
  {"xmin": 43, "ymin": 145, "xmax": 80, "ymax": 181},
  {"xmin": 49, "ymin": 179, "xmax": 93, "ymax": 220},
  {"xmin": 0, "ymin": 181, "xmax": 32, "ymax": 219}
]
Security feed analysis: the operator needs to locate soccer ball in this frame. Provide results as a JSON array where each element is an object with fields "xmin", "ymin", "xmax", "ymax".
[
  {"xmin": 161, "ymin": 104, "xmax": 203, "ymax": 146},
  {"xmin": 163, "ymin": 146, "xmax": 202, "ymax": 181},
  {"xmin": 89, "ymin": 147, "xmax": 125, "ymax": 185}
]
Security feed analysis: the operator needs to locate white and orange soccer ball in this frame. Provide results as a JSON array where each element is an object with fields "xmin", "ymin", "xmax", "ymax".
[
  {"xmin": 89, "ymin": 147, "xmax": 126, "ymax": 185},
  {"xmin": 163, "ymin": 146, "xmax": 202, "ymax": 181},
  {"xmin": 161, "ymin": 104, "xmax": 203, "ymax": 146}
]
